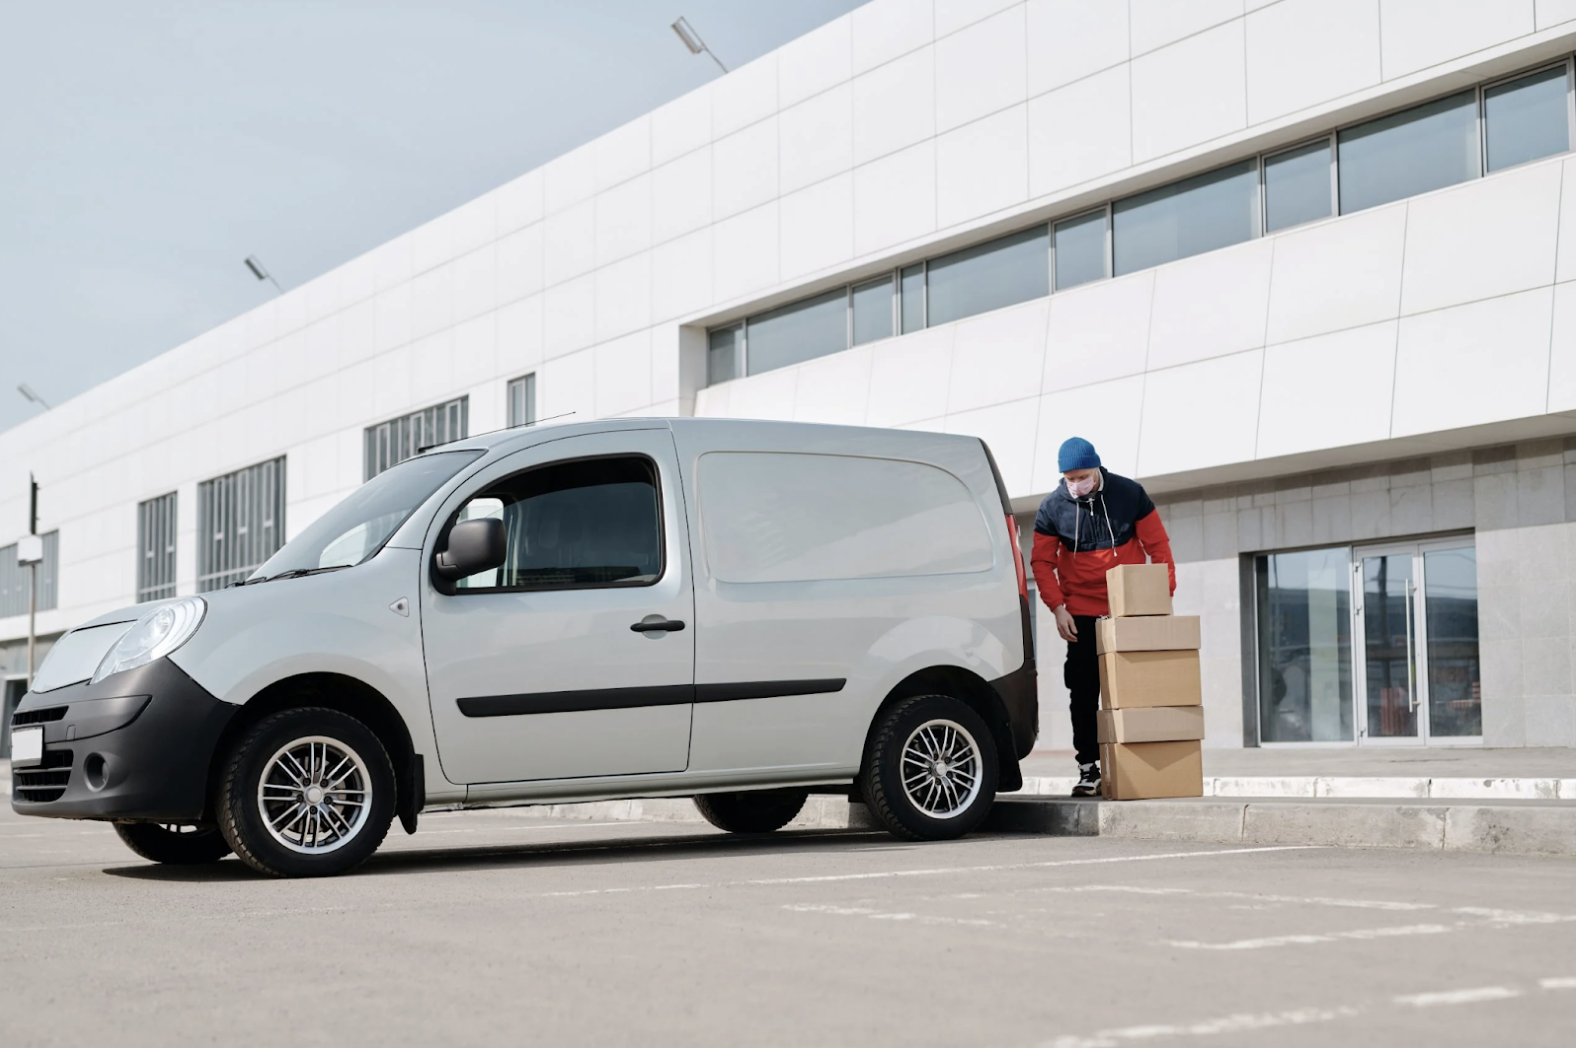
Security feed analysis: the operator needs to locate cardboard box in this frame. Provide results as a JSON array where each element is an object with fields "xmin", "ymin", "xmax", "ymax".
[
  {"xmin": 1098, "ymin": 650, "xmax": 1203, "ymax": 709},
  {"xmin": 1105, "ymin": 563, "xmax": 1172, "ymax": 617},
  {"xmin": 1100, "ymin": 740, "xmax": 1203, "ymax": 800},
  {"xmin": 1096, "ymin": 615, "xmax": 1201, "ymax": 655},
  {"xmin": 1097, "ymin": 705, "xmax": 1206, "ymax": 744}
]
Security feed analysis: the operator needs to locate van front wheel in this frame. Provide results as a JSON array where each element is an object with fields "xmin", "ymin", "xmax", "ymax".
[
  {"xmin": 861, "ymin": 694, "xmax": 998, "ymax": 841},
  {"xmin": 215, "ymin": 707, "xmax": 396, "ymax": 878},
  {"xmin": 693, "ymin": 788, "xmax": 809, "ymax": 833}
]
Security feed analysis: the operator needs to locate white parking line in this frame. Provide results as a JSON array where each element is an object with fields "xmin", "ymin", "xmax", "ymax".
[
  {"xmin": 1395, "ymin": 986, "xmax": 1522, "ymax": 1007},
  {"xmin": 1540, "ymin": 976, "xmax": 1576, "ymax": 990},
  {"xmin": 783, "ymin": 902, "xmax": 998, "ymax": 927},
  {"xmin": 1037, "ymin": 884, "xmax": 1434, "ymax": 911},
  {"xmin": 1167, "ymin": 924, "xmax": 1453, "ymax": 950},
  {"xmin": 1043, "ymin": 1006, "xmax": 1358, "ymax": 1047}
]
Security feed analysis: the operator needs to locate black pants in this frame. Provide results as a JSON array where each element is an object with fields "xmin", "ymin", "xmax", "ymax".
[{"xmin": 1063, "ymin": 614, "xmax": 1100, "ymax": 766}]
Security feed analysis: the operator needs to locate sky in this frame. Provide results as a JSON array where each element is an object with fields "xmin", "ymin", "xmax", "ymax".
[{"xmin": 0, "ymin": 0, "xmax": 867, "ymax": 435}]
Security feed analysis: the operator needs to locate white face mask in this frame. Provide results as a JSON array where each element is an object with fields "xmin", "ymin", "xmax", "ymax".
[{"xmin": 1065, "ymin": 474, "xmax": 1098, "ymax": 499}]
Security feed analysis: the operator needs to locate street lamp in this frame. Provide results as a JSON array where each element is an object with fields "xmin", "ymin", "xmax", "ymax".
[
  {"xmin": 671, "ymin": 16, "xmax": 728, "ymax": 74},
  {"xmin": 244, "ymin": 255, "xmax": 284, "ymax": 294},
  {"xmin": 16, "ymin": 383, "xmax": 50, "ymax": 410},
  {"xmin": 17, "ymin": 475, "xmax": 42, "ymax": 688}
]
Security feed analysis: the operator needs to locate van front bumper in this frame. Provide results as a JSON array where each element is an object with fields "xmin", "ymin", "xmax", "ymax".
[{"xmin": 9, "ymin": 660, "xmax": 236, "ymax": 823}]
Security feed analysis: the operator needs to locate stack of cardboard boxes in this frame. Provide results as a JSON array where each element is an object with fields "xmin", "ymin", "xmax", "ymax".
[{"xmin": 1095, "ymin": 564, "xmax": 1205, "ymax": 800}]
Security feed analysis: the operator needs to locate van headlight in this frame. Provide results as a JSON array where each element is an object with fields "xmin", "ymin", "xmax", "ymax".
[{"xmin": 91, "ymin": 597, "xmax": 206, "ymax": 683}]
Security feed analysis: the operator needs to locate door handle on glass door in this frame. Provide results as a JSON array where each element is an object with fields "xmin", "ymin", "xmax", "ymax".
[{"xmin": 630, "ymin": 618, "xmax": 686, "ymax": 633}]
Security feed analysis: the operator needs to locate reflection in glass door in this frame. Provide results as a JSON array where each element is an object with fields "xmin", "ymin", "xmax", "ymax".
[{"xmin": 1352, "ymin": 542, "xmax": 1482, "ymax": 744}]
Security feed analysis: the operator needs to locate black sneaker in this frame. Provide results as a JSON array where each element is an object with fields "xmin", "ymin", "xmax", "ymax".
[{"xmin": 1071, "ymin": 762, "xmax": 1101, "ymax": 797}]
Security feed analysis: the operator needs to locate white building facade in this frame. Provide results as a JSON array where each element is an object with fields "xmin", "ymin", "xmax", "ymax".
[{"xmin": 9, "ymin": 0, "xmax": 1576, "ymax": 752}]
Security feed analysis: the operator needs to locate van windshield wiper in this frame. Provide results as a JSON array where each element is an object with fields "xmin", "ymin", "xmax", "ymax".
[{"xmin": 231, "ymin": 566, "xmax": 352, "ymax": 587}]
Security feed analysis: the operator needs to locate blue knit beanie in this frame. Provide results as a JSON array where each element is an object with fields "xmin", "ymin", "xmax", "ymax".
[{"xmin": 1058, "ymin": 436, "xmax": 1101, "ymax": 473}]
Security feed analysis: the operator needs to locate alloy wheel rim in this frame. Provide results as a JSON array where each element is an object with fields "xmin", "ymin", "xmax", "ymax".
[
  {"xmin": 257, "ymin": 736, "xmax": 371, "ymax": 854},
  {"xmin": 900, "ymin": 718, "xmax": 982, "ymax": 819}
]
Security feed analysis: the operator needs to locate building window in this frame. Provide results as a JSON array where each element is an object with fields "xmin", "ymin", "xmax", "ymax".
[
  {"xmin": 925, "ymin": 226, "xmax": 1049, "ymax": 327},
  {"xmin": 851, "ymin": 276, "xmax": 894, "ymax": 346},
  {"xmin": 745, "ymin": 288, "xmax": 847, "ymax": 376},
  {"xmin": 900, "ymin": 264, "xmax": 924, "ymax": 334},
  {"xmin": 1255, "ymin": 548, "xmax": 1354, "ymax": 744},
  {"xmin": 1337, "ymin": 90, "xmax": 1479, "ymax": 214},
  {"xmin": 198, "ymin": 457, "xmax": 286, "ymax": 592},
  {"xmin": 1483, "ymin": 64, "xmax": 1572, "ymax": 172},
  {"xmin": 0, "ymin": 531, "xmax": 59, "ymax": 617},
  {"xmin": 1263, "ymin": 139, "xmax": 1334, "ymax": 233},
  {"xmin": 708, "ymin": 324, "xmax": 744, "ymax": 384},
  {"xmin": 364, "ymin": 397, "xmax": 468, "ymax": 480},
  {"xmin": 137, "ymin": 492, "xmax": 178, "ymax": 603},
  {"xmin": 1113, "ymin": 160, "xmax": 1259, "ymax": 276},
  {"xmin": 507, "ymin": 374, "xmax": 537, "ymax": 428},
  {"xmin": 1053, "ymin": 209, "xmax": 1109, "ymax": 290}
]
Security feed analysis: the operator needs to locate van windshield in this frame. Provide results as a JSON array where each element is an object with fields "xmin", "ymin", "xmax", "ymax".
[{"xmin": 248, "ymin": 451, "xmax": 482, "ymax": 582}]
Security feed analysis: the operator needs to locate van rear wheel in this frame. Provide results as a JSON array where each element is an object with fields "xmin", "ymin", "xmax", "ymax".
[
  {"xmin": 113, "ymin": 821, "xmax": 232, "ymax": 864},
  {"xmin": 693, "ymin": 788, "xmax": 809, "ymax": 833},
  {"xmin": 860, "ymin": 694, "xmax": 998, "ymax": 841},
  {"xmin": 215, "ymin": 707, "xmax": 396, "ymax": 878}
]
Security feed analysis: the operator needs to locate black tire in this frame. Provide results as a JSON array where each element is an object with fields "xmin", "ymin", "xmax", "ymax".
[
  {"xmin": 693, "ymin": 787, "xmax": 810, "ymax": 833},
  {"xmin": 859, "ymin": 694, "xmax": 998, "ymax": 842},
  {"xmin": 113, "ymin": 821, "xmax": 232, "ymax": 864},
  {"xmin": 215, "ymin": 707, "xmax": 396, "ymax": 878}
]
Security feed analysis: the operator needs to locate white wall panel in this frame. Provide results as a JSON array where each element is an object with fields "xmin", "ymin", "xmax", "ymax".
[
  {"xmin": 712, "ymin": 117, "xmax": 779, "ymax": 219},
  {"xmin": 1043, "ymin": 272, "xmax": 1155, "ymax": 393},
  {"xmin": 543, "ymin": 198, "xmax": 596, "ymax": 285},
  {"xmin": 409, "ymin": 331, "xmax": 454, "ymax": 404},
  {"xmin": 1552, "ymin": 158, "xmax": 1576, "ymax": 283},
  {"xmin": 853, "ymin": 140, "xmax": 937, "ymax": 255},
  {"xmin": 592, "ymin": 252, "xmax": 652, "ymax": 343},
  {"xmin": 946, "ymin": 397, "xmax": 1040, "ymax": 493},
  {"xmin": 650, "ymin": 86, "xmax": 712, "ymax": 166},
  {"xmin": 1139, "ymin": 350, "xmax": 1264, "ymax": 476},
  {"xmin": 935, "ymin": 105, "xmax": 1029, "ymax": 227},
  {"xmin": 409, "ymin": 264, "xmax": 454, "ymax": 340},
  {"xmin": 542, "ymin": 275, "xmax": 596, "ymax": 358},
  {"xmin": 1264, "ymin": 203, "xmax": 1407, "ymax": 343},
  {"xmin": 495, "ymin": 295, "xmax": 544, "ymax": 377},
  {"xmin": 778, "ymin": 174, "xmax": 855, "ymax": 281},
  {"xmin": 540, "ymin": 347, "xmax": 595, "ymax": 419},
  {"xmin": 1379, "ymin": 0, "xmax": 1535, "ymax": 78},
  {"xmin": 1130, "ymin": 0, "xmax": 1243, "ymax": 56},
  {"xmin": 1538, "ymin": 0, "xmax": 1576, "ymax": 28},
  {"xmin": 935, "ymin": 0, "xmax": 1021, "ymax": 38},
  {"xmin": 1246, "ymin": 0, "xmax": 1382, "ymax": 123},
  {"xmin": 713, "ymin": 55, "xmax": 779, "ymax": 138},
  {"xmin": 650, "ymin": 147, "xmax": 712, "ymax": 245},
  {"xmin": 495, "ymin": 169, "xmax": 544, "ymax": 235},
  {"xmin": 451, "ymin": 312, "xmax": 497, "ymax": 391},
  {"xmin": 594, "ymin": 173, "xmax": 652, "ymax": 265},
  {"xmin": 495, "ymin": 222, "xmax": 544, "ymax": 304},
  {"xmin": 779, "ymin": 83, "xmax": 854, "ymax": 194},
  {"xmin": 651, "ymin": 228, "xmax": 714, "ymax": 321},
  {"xmin": 1032, "ymin": 374, "xmax": 1145, "ymax": 487},
  {"xmin": 721, "ymin": 366, "xmax": 799, "ymax": 421},
  {"xmin": 852, "ymin": 47, "xmax": 936, "ymax": 167},
  {"xmin": 543, "ymin": 142, "xmax": 596, "ymax": 214},
  {"xmin": 935, "ymin": 6, "xmax": 1028, "ymax": 133},
  {"xmin": 946, "ymin": 300, "xmax": 1050, "ymax": 414},
  {"xmin": 777, "ymin": 15, "xmax": 852, "ymax": 108},
  {"xmin": 711, "ymin": 204, "xmax": 780, "ymax": 303},
  {"xmin": 451, "ymin": 245, "xmax": 497, "ymax": 323},
  {"xmin": 1391, "ymin": 287, "xmax": 1553, "ymax": 436},
  {"xmin": 410, "ymin": 215, "xmax": 454, "ymax": 275},
  {"xmin": 1257, "ymin": 321, "xmax": 1398, "ymax": 459},
  {"xmin": 1147, "ymin": 239, "xmax": 1274, "ymax": 370},
  {"xmin": 450, "ymin": 195, "xmax": 497, "ymax": 259},
  {"xmin": 851, "ymin": 0, "xmax": 935, "ymax": 75},
  {"xmin": 593, "ymin": 330, "xmax": 654, "ymax": 417},
  {"xmin": 789, "ymin": 345, "xmax": 874, "ymax": 424},
  {"xmin": 1131, "ymin": 21, "xmax": 1247, "ymax": 162},
  {"xmin": 593, "ymin": 115, "xmax": 651, "ymax": 194},
  {"xmin": 1026, "ymin": 0, "xmax": 1129, "ymax": 96},
  {"xmin": 866, "ymin": 326, "xmax": 956, "ymax": 426},
  {"xmin": 1546, "ymin": 280, "xmax": 1576, "ymax": 411},
  {"xmin": 1400, "ymin": 160, "xmax": 1562, "ymax": 315},
  {"xmin": 1028, "ymin": 65, "xmax": 1132, "ymax": 197}
]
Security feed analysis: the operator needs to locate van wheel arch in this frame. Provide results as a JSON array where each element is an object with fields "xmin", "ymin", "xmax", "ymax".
[
  {"xmin": 204, "ymin": 673, "xmax": 423, "ymax": 835},
  {"xmin": 860, "ymin": 667, "xmax": 1022, "ymax": 795}
]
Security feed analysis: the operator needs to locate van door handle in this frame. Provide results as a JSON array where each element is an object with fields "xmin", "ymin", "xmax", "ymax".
[{"xmin": 630, "ymin": 618, "xmax": 686, "ymax": 633}]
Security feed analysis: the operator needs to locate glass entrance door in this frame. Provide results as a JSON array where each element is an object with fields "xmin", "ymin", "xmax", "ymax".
[{"xmin": 1352, "ymin": 541, "xmax": 1482, "ymax": 744}]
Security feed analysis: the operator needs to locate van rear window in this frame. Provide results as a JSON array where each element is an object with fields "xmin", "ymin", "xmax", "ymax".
[{"xmin": 697, "ymin": 452, "xmax": 994, "ymax": 584}]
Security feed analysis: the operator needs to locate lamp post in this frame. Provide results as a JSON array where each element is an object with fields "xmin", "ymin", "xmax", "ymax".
[
  {"xmin": 17, "ymin": 383, "xmax": 50, "ymax": 411},
  {"xmin": 17, "ymin": 476, "xmax": 42, "ymax": 688},
  {"xmin": 671, "ymin": 16, "xmax": 728, "ymax": 74},
  {"xmin": 244, "ymin": 255, "xmax": 284, "ymax": 294}
]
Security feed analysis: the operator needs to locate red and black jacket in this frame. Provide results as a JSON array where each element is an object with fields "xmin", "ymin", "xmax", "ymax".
[{"xmin": 1030, "ymin": 469, "xmax": 1175, "ymax": 618}]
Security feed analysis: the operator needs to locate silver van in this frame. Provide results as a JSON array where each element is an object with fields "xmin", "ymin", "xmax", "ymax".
[{"xmin": 11, "ymin": 419, "xmax": 1036, "ymax": 877}]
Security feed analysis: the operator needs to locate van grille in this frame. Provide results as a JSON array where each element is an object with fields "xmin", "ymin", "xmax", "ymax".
[
  {"xmin": 12, "ymin": 706, "xmax": 67, "ymax": 727},
  {"xmin": 13, "ymin": 749, "xmax": 73, "ymax": 803}
]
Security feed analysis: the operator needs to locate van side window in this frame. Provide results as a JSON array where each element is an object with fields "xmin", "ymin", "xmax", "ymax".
[{"xmin": 453, "ymin": 456, "xmax": 663, "ymax": 591}]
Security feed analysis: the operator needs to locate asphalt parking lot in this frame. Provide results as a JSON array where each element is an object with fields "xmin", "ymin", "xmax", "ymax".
[{"xmin": 0, "ymin": 802, "xmax": 1572, "ymax": 1047}]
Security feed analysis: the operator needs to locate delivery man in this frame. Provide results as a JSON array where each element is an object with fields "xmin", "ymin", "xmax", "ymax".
[{"xmin": 1030, "ymin": 437, "xmax": 1175, "ymax": 797}]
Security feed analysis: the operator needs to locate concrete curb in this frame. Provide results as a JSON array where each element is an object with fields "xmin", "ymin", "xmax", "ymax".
[{"xmin": 1019, "ymin": 775, "xmax": 1576, "ymax": 800}]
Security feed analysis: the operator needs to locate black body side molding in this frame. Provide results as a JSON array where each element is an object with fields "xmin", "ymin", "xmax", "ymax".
[{"xmin": 457, "ymin": 679, "xmax": 847, "ymax": 718}]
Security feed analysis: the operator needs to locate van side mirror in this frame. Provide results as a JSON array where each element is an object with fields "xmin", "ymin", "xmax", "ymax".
[{"xmin": 435, "ymin": 518, "xmax": 507, "ymax": 582}]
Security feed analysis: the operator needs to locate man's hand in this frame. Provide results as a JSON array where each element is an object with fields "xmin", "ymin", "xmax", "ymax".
[{"xmin": 1053, "ymin": 604, "xmax": 1078, "ymax": 643}]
